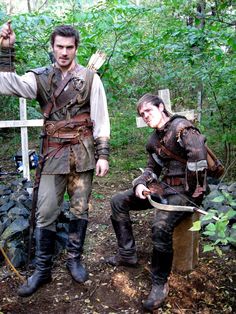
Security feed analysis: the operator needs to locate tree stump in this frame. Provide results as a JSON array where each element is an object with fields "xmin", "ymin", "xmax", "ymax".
[{"xmin": 172, "ymin": 212, "xmax": 200, "ymax": 272}]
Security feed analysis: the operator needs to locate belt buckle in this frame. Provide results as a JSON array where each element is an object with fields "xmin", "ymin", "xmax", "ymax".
[
  {"xmin": 76, "ymin": 126, "xmax": 84, "ymax": 139},
  {"xmin": 45, "ymin": 122, "xmax": 56, "ymax": 136}
]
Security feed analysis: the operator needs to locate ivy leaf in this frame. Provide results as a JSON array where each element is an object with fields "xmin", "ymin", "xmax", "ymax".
[
  {"xmin": 206, "ymin": 223, "xmax": 216, "ymax": 232},
  {"xmin": 201, "ymin": 212, "xmax": 218, "ymax": 221},
  {"xmin": 232, "ymin": 223, "xmax": 236, "ymax": 230},
  {"xmin": 203, "ymin": 244, "xmax": 214, "ymax": 252},
  {"xmin": 189, "ymin": 220, "xmax": 201, "ymax": 231},
  {"xmin": 212, "ymin": 195, "xmax": 225, "ymax": 203},
  {"xmin": 215, "ymin": 246, "xmax": 223, "ymax": 256}
]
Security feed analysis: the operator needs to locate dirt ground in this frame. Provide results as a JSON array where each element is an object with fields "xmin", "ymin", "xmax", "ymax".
[{"xmin": 0, "ymin": 173, "xmax": 235, "ymax": 314}]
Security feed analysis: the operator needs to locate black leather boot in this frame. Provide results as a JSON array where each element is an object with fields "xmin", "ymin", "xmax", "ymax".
[
  {"xmin": 66, "ymin": 219, "xmax": 88, "ymax": 283},
  {"xmin": 143, "ymin": 248, "xmax": 173, "ymax": 312},
  {"xmin": 18, "ymin": 228, "xmax": 56, "ymax": 297},
  {"xmin": 106, "ymin": 216, "xmax": 137, "ymax": 267}
]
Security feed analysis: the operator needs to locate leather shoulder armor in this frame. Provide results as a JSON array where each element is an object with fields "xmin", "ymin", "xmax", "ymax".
[{"xmin": 27, "ymin": 66, "xmax": 52, "ymax": 76}]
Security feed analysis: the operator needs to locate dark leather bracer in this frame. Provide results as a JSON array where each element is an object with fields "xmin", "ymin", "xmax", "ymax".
[
  {"xmin": 0, "ymin": 47, "xmax": 15, "ymax": 72},
  {"xmin": 132, "ymin": 169, "xmax": 158, "ymax": 189},
  {"xmin": 185, "ymin": 167, "xmax": 207, "ymax": 200},
  {"xmin": 95, "ymin": 137, "xmax": 109, "ymax": 160}
]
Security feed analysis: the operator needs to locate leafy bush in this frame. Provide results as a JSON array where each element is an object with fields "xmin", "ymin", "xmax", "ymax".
[{"xmin": 190, "ymin": 192, "xmax": 236, "ymax": 255}]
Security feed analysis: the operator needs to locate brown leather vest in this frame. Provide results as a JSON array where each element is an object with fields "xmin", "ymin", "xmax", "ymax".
[
  {"xmin": 28, "ymin": 64, "xmax": 96, "ymax": 174},
  {"xmin": 147, "ymin": 116, "xmax": 195, "ymax": 177},
  {"xmin": 29, "ymin": 64, "xmax": 94, "ymax": 121}
]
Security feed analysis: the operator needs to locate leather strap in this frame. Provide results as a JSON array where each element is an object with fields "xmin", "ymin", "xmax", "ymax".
[
  {"xmin": 44, "ymin": 113, "xmax": 93, "ymax": 136},
  {"xmin": 163, "ymin": 177, "xmax": 185, "ymax": 186},
  {"xmin": 42, "ymin": 70, "xmax": 74, "ymax": 118},
  {"xmin": 157, "ymin": 139, "xmax": 186, "ymax": 164},
  {"xmin": 48, "ymin": 126, "xmax": 92, "ymax": 139},
  {"xmin": 53, "ymin": 72, "xmax": 73, "ymax": 98}
]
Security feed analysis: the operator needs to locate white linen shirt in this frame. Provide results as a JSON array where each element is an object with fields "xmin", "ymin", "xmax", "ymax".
[{"xmin": 0, "ymin": 70, "xmax": 110, "ymax": 140}]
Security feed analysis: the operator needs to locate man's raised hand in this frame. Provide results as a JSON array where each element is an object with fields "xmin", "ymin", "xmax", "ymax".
[{"xmin": 0, "ymin": 21, "xmax": 16, "ymax": 47}]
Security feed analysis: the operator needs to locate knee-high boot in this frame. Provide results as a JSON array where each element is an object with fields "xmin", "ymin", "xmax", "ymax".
[
  {"xmin": 66, "ymin": 219, "xmax": 88, "ymax": 283},
  {"xmin": 106, "ymin": 216, "xmax": 137, "ymax": 266},
  {"xmin": 18, "ymin": 228, "xmax": 56, "ymax": 297},
  {"xmin": 143, "ymin": 248, "xmax": 173, "ymax": 312}
]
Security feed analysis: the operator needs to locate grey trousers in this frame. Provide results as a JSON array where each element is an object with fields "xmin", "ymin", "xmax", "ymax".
[{"xmin": 36, "ymin": 170, "xmax": 93, "ymax": 231}]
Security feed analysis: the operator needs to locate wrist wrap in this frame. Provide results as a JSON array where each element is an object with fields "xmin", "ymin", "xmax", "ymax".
[
  {"xmin": 95, "ymin": 137, "xmax": 109, "ymax": 160},
  {"xmin": 0, "ymin": 47, "xmax": 15, "ymax": 72}
]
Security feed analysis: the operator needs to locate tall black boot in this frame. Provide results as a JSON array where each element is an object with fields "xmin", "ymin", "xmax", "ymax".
[
  {"xmin": 106, "ymin": 216, "xmax": 137, "ymax": 267},
  {"xmin": 66, "ymin": 219, "xmax": 88, "ymax": 283},
  {"xmin": 18, "ymin": 228, "xmax": 56, "ymax": 297},
  {"xmin": 143, "ymin": 248, "xmax": 173, "ymax": 312}
]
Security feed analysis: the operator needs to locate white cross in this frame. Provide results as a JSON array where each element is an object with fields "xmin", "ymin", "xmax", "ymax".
[
  {"xmin": 136, "ymin": 89, "xmax": 195, "ymax": 127},
  {"xmin": 0, "ymin": 89, "xmax": 193, "ymax": 180},
  {"xmin": 0, "ymin": 98, "xmax": 43, "ymax": 181}
]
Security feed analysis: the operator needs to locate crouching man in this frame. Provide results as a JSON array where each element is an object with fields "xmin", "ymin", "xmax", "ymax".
[{"xmin": 106, "ymin": 94, "xmax": 207, "ymax": 312}]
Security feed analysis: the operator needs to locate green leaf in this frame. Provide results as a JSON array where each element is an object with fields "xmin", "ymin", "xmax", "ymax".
[
  {"xmin": 189, "ymin": 220, "xmax": 201, "ymax": 231},
  {"xmin": 215, "ymin": 246, "xmax": 223, "ymax": 256},
  {"xmin": 212, "ymin": 195, "xmax": 225, "ymax": 203},
  {"xmin": 92, "ymin": 192, "xmax": 105, "ymax": 200},
  {"xmin": 201, "ymin": 211, "xmax": 218, "ymax": 221},
  {"xmin": 203, "ymin": 244, "xmax": 214, "ymax": 252},
  {"xmin": 206, "ymin": 223, "xmax": 216, "ymax": 232},
  {"xmin": 203, "ymin": 231, "xmax": 215, "ymax": 236}
]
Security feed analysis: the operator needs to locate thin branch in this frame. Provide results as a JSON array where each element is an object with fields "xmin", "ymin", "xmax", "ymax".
[
  {"xmin": 0, "ymin": 247, "xmax": 25, "ymax": 283},
  {"xmin": 37, "ymin": 0, "xmax": 48, "ymax": 12}
]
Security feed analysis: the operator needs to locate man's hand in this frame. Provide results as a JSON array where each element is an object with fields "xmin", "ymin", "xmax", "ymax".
[
  {"xmin": 96, "ymin": 159, "xmax": 109, "ymax": 177},
  {"xmin": 0, "ymin": 21, "xmax": 15, "ymax": 47},
  {"xmin": 135, "ymin": 184, "xmax": 150, "ymax": 199}
]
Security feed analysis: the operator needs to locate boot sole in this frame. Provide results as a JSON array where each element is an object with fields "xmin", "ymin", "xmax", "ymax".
[
  {"xmin": 143, "ymin": 285, "xmax": 169, "ymax": 312},
  {"xmin": 18, "ymin": 277, "xmax": 52, "ymax": 298},
  {"xmin": 105, "ymin": 259, "xmax": 138, "ymax": 268}
]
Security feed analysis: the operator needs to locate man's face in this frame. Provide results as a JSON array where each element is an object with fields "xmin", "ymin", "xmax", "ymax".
[
  {"xmin": 52, "ymin": 35, "xmax": 77, "ymax": 70},
  {"xmin": 139, "ymin": 102, "xmax": 164, "ymax": 129}
]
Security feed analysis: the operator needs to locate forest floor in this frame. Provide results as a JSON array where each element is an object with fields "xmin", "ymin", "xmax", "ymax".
[{"xmin": 0, "ymin": 170, "xmax": 235, "ymax": 314}]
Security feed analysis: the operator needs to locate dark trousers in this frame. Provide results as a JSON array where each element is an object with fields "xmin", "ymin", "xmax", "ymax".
[
  {"xmin": 111, "ymin": 188, "xmax": 191, "ymax": 253},
  {"xmin": 111, "ymin": 188, "xmax": 192, "ymax": 284}
]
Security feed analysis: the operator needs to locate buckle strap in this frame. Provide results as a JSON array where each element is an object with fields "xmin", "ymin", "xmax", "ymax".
[
  {"xmin": 163, "ymin": 177, "xmax": 185, "ymax": 186},
  {"xmin": 44, "ymin": 114, "xmax": 93, "ymax": 136},
  {"xmin": 48, "ymin": 126, "xmax": 93, "ymax": 139}
]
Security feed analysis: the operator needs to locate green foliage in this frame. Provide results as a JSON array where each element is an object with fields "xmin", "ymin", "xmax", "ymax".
[
  {"xmin": 190, "ymin": 192, "xmax": 236, "ymax": 255},
  {"xmin": 0, "ymin": 1, "xmax": 235, "ymax": 175},
  {"xmin": 92, "ymin": 191, "xmax": 105, "ymax": 200}
]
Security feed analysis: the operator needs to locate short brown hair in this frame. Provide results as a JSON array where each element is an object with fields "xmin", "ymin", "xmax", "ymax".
[
  {"xmin": 137, "ymin": 93, "xmax": 171, "ymax": 117},
  {"xmin": 50, "ymin": 25, "xmax": 80, "ymax": 48}
]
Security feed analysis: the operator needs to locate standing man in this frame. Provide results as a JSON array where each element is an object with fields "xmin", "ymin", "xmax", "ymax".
[
  {"xmin": 0, "ymin": 23, "xmax": 110, "ymax": 297},
  {"xmin": 106, "ymin": 94, "xmax": 207, "ymax": 312}
]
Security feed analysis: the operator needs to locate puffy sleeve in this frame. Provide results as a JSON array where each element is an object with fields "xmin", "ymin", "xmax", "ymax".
[
  {"xmin": 90, "ymin": 73, "xmax": 110, "ymax": 139},
  {"xmin": 90, "ymin": 73, "xmax": 110, "ymax": 160},
  {"xmin": 0, "ymin": 71, "xmax": 37, "ymax": 99}
]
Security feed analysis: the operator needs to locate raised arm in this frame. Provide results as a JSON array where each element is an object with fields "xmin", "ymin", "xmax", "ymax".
[{"xmin": 0, "ymin": 21, "xmax": 37, "ymax": 99}]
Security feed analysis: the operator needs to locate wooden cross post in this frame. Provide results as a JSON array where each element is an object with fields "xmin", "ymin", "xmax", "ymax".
[
  {"xmin": 0, "ymin": 98, "xmax": 43, "ymax": 181},
  {"xmin": 136, "ymin": 89, "xmax": 199, "ymax": 272}
]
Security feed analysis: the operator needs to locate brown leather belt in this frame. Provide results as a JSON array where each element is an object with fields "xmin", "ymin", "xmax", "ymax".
[
  {"xmin": 163, "ymin": 177, "xmax": 185, "ymax": 186},
  {"xmin": 47, "ymin": 126, "xmax": 92, "ymax": 139},
  {"xmin": 44, "ymin": 113, "xmax": 93, "ymax": 139}
]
